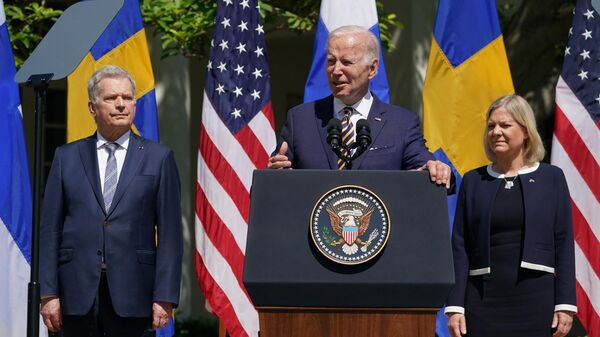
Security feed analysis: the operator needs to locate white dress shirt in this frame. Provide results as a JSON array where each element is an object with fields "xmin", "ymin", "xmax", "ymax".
[
  {"xmin": 97, "ymin": 131, "xmax": 130, "ymax": 193},
  {"xmin": 333, "ymin": 91, "xmax": 374, "ymax": 134}
]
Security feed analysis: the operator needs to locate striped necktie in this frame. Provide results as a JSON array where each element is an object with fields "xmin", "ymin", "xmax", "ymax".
[
  {"xmin": 338, "ymin": 107, "xmax": 355, "ymax": 170},
  {"xmin": 103, "ymin": 142, "xmax": 119, "ymax": 211}
]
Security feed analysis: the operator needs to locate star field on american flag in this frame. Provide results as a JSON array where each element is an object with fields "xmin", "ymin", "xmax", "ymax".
[
  {"xmin": 562, "ymin": 4, "xmax": 600, "ymax": 123},
  {"xmin": 205, "ymin": 0, "xmax": 270, "ymax": 134}
]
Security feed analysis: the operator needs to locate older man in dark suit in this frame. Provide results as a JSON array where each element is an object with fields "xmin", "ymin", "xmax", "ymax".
[
  {"xmin": 268, "ymin": 25, "xmax": 451, "ymax": 187},
  {"xmin": 40, "ymin": 65, "xmax": 182, "ymax": 337}
]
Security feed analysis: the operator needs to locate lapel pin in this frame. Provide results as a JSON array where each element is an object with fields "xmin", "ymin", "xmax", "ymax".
[
  {"xmin": 374, "ymin": 117, "xmax": 382, "ymax": 122},
  {"xmin": 529, "ymin": 178, "xmax": 535, "ymax": 183}
]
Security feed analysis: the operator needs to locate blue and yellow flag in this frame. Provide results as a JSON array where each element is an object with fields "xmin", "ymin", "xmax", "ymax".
[
  {"xmin": 422, "ymin": 1, "xmax": 513, "ymax": 336},
  {"xmin": 67, "ymin": 0, "xmax": 158, "ymax": 143},
  {"xmin": 423, "ymin": 0, "xmax": 513, "ymax": 177}
]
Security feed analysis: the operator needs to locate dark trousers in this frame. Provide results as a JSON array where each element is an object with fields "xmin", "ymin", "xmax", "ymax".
[{"xmin": 61, "ymin": 272, "xmax": 152, "ymax": 337}]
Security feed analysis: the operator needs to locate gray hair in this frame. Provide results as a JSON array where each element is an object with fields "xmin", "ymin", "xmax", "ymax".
[
  {"xmin": 328, "ymin": 25, "xmax": 380, "ymax": 65},
  {"xmin": 87, "ymin": 65, "xmax": 136, "ymax": 103},
  {"xmin": 483, "ymin": 94, "xmax": 545, "ymax": 164}
]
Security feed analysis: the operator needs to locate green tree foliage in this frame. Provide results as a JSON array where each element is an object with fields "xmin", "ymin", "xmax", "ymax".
[
  {"xmin": 140, "ymin": 0, "xmax": 217, "ymax": 59},
  {"xmin": 498, "ymin": 0, "xmax": 576, "ymax": 160},
  {"xmin": 3, "ymin": 1, "xmax": 62, "ymax": 67},
  {"xmin": 4, "ymin": 0, "xmax": 400, "ymax": 66},
  {"xmin": 140, "ymin": 0, "xmax": 402, "ymax": 59}
]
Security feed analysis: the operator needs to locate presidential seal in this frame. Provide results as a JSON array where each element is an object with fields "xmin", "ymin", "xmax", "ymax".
[{"xmin": 310, "ymin": 186, "xmax": 390, "ymax": 265}]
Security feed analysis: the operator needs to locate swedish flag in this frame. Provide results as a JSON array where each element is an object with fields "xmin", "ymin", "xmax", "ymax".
[
  {"xmin": 421, "ymin": 1, "xmax": 513, "ymax": 336},
  {"xmin": 67, "ymin": 0, "xmax": 158, "ymax": 143},
  {"xmin": 423, "ymin": 0, "xmax": 513, "ymax": 177}
]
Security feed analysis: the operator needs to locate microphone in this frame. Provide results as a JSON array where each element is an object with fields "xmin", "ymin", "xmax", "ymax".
[
  {"xmin": 350, "ymin": 119, "xmax": 371, "ymax": 160},
  {"xmin": 326, "ymin": 118, "xmax": 342, "ymax": 149},
  {"xmin": 326, "ymin": 118, "xmax": 345, "ymax": 160}
]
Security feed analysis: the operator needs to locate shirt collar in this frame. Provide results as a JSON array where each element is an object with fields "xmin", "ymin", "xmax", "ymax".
[
  {"xmin": 486, "ymin": 162, "xmax": 540, "ymax": 178},
  {"xmin": 333, "ymin": 91, "xmax": 372, "ymax": 119},
  {"xmin": 97, "ymin": 130, "xmax": 131, "ymax": 150}
]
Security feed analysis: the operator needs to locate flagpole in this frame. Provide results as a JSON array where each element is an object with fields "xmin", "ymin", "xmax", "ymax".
[
  {"xmin": 26, "ymin": 73, "xmax": 52, "ymax": 337},
  {"xmin": 219, "ymin": 320, "xmax": 227, "ymax": 337}
]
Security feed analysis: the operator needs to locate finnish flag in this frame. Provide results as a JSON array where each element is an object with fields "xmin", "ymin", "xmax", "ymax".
[
  {"xmin": 304, "ymin": 0, "xmax": 390, "ymax": 103},
  {"xmin": 0, "ymin": 2, "xmax": 48, "ymax": 336}
]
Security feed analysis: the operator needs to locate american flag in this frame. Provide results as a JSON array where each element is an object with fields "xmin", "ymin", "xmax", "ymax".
[
  {"xmin": 551, "ymin": 1, "xmax": 600, "ymax": 336},
  {"xmin": 195, "ymin": 0, "xmax": 276, "ymax": 336}
]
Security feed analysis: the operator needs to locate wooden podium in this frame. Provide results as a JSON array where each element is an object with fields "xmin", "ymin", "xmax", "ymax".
[
  {"xmin": 257, "ymin": 307, "xmax": 437, "ymax": 337},
  {"xmin": 244, "ymin": 170, "xmax": 454, "ymax": 337}
]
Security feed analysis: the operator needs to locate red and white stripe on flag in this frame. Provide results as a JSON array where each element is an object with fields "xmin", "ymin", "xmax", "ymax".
[
  {"xmin": 194, "ymin": 0, "xmax": 276, "ymax": 336},
  {"xmin": 552, "ymin": 76, "xmax": 600, "ymax": 337},
  {"xmin": 196, "ymin": 93, "xmax": 275, "ymax": 337},
  {"xmin": 552, "ymin": 3, "xmax": 600, "ymax": 335}
]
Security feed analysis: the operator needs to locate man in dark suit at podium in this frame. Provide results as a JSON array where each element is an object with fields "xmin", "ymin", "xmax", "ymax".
[
  {"xmin": 39, "ymin": 65, "xmax": 183, "ymax": 337},
  {"xmin": 268, "ymin": 25, "xmax": 451, "ymax": 188}
]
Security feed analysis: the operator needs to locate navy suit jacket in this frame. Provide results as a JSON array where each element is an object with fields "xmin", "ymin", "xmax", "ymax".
[
  {"xmin": 447, "ymin": 163, "xmax": 577, "ymax": 311},
  {"xmin": 279, "ymin": 94, "xmax": 434, "ymax": 169},
  {"xmin": 40, "ymin": 133, "xmax": 183, "ymax": 317}
]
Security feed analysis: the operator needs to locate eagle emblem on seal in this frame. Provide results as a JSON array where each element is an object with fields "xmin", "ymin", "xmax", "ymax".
[
  {"xmin": 311, "ymin": 186, "xmax": 390, "ymax": 265},
  {"xmin": 326, "ymin": 201, "xmax": 377, "ymax": 255}
]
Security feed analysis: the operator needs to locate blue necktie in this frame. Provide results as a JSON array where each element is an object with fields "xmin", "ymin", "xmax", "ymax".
[
  {"xmin": 338, "ymin": 107, "xmax": 355, "ymax": 170},
  {"xmin": 103, "ymin": 142, "xmax": 119, "ymax": 211}
]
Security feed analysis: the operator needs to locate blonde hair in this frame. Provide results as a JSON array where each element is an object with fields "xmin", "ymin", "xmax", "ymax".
[{"xmin": 483, "ymin": 94, "xmax": 545, "ymax": 164}]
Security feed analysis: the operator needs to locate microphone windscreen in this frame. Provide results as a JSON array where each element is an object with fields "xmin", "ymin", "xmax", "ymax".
[
  {"xmin": 356, "ymin": 119, "xmax": 370, "ymax": 132},
  {"xmin": 327, "ymin": 118, "xmax": 342, "ymax": 132},
  {"xmin": 355, "ymin": 119, "xmax": 372, "ymax": 148}
]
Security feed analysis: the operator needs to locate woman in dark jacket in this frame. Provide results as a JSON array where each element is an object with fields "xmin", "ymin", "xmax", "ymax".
[{"xmin": 445, "ymin": 95, "xmax": 577, "ymax": 337}]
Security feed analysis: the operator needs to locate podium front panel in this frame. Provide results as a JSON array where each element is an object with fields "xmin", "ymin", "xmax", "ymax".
[{"xmin": 243, "ymin": 170, "xmax": 454, "ymax": 308}]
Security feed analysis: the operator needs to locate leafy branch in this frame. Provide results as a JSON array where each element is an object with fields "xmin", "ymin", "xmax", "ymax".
[
  {"xmin": 376, "ymin": 1, "xmax": 402, "ymax": 52},
  {"xmin": 141, "ymin": 0, "xmax": 402, "ymax": 59},
  {"xmin": 322, "ymin": 226, "xmax": 337, "ymax": 246},
  {"xmin": 140, "ymin": 0, "xmax": 217, "ymax": 59},
  {"xmin": 4, "ymin": 1, "xmax": 62, "ymax": 68},
  {"xmin": 4, "ymin": 0, "xmax": 402, "ymax": 65}
]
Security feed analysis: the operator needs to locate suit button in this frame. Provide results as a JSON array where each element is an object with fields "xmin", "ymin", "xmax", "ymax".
[
  {"xmin": 103, "ymin": 221, "xmax": 110, "ymax": 227},
  {"xmin": 97, "ymin": 250, "xmax": 102, "ymax": 256}
]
